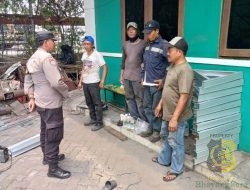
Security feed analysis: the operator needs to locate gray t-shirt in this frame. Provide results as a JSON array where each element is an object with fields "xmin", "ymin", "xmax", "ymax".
[
  {"xmin": 121, "ymin": 39, "xmax": 146, "ymax": 81},
  {"xmin": 162, "ymin": 62, "xmax": 193, "ymax": 122}
]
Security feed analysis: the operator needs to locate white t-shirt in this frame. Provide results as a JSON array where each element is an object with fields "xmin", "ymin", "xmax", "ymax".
[{"xmin": 81, "ymin": 50, "xmax": 105, "ymax": 84}]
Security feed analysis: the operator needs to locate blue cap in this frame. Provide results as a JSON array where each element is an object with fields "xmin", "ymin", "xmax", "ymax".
[{"xmin": 82, "ymin": 35, "xmax": 95, "ymax": 44}]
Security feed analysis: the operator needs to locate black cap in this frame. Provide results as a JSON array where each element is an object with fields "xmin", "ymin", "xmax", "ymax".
[
  {"xmin": 36, "ymin": 31, "xmax": 57, "ymax": 43},
  {"xmin": 168, "ymin": 36, "xmax": 188, "ymax": 55},
  {"xmin": 142, "ymin": 20, "xmax": 160, "ymax": 34}
]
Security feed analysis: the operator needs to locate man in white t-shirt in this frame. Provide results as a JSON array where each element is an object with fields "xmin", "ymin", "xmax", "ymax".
[{"xmin": 78, "ymin": 36, "xmax": 108, "ymax": 131}]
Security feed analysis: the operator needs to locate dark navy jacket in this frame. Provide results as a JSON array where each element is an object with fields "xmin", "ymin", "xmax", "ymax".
[{"xmin": 142, "ymin": 36, "xmax": 169, "ymax": 84}]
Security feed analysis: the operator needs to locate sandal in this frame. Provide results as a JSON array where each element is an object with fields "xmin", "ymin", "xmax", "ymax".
[
  {"xmin": 162, "ymin": 171, "xmax": 180, "ymax": 182},
  {"xmin": 152, "ymin": 157, "xmax": 171, "ymax": 167}
]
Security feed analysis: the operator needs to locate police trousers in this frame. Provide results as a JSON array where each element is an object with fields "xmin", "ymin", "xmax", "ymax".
[{"xmin": 37, "ymin": 106, "xmax": 64, "ymax": 166}]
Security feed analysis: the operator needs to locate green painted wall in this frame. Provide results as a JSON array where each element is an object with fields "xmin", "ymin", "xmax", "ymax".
[
  {"xmin": 95, "ymin": 0, "xmax": 122, "ymax": 53},
  {"xmin": 184, "ymin": 0, "xmax": 250, "ymax": 152},
  {"xmin": 95, "ymin": 0, "xmax": 122, "ymax": 85},
  {"xmin": 94, "ymin": 0, "xmax": 250, "ymax": 152},
  {"xmin": 95, "ymin": 0, "xmax": 124, "ymax": 103},
  {"xmin": 184, "ymin": 0, "xmax": 223, "ymax": 57}
]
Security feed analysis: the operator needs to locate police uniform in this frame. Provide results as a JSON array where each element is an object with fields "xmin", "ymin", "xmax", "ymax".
[{"xmin": 24, "ymin": 31, "xmax": 70, "ymax": 179}]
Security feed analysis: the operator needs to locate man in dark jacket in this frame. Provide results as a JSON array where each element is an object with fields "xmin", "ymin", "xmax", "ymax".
[{"xmin": 140, "ymin": 20, "xmax": 169, "ymax": 143}]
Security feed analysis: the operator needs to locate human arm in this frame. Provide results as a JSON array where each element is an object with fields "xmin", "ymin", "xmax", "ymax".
[
  {"xmin": 169, "ymin": 66, "xmax": 193, "ymax": 132},
  {"xmin": 78, "ymin": 68, "xmax": 84, "ymax": 89},
  {"xmin": 155, "ymin": 98, "xmax": 163, "ymax": 117},
  {"xmin": 120, "ymin": 46, "xmax": 126, "ymax": 84},
  {"xmin": 43, "ymin": 57, "xmax": 69, "ymax": 99},
  {"xmin": 120, "ymin": 69, "xmax": 124, "ymax": 85},
  {"xmin": 24, "ymin": 73, "xmax": 36, "ymax": 112},
  {"xmin": 99, "ymin": 64, "xmax": 108, "ymax": 89},
  {"xmin": 168, "ymin": 93, "xmax": 190, "ymax": 132}
]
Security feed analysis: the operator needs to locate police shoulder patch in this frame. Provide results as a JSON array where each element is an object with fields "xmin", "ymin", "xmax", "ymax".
[{"xmin": 47, "ymin": 57, "xmax": 57, "ymax": 66}]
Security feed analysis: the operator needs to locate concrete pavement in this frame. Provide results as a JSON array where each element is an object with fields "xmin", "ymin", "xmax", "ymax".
[{"xmin": 0, "ymin": 89, "xmax": 249, "ymax": 190}]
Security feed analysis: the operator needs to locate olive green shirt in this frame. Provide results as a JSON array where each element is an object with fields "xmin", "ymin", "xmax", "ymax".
[{"xmin": 162, "ymin": 62, "xmax": 193, "ymax": 122}]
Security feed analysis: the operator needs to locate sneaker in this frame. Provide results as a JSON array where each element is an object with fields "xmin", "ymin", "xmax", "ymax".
[
  {"xmin": 140, "ymin": 129, "xmax": 153, "ymax": 137},
  {"xmin": 148, "ymin": 131, "xmax": 161, "ymax": 143},
  {"xmin": 84, "ymin": 119, "xmax": 96, "ymax": 126},
  {"xmin": 91, "ymin": 123, "xmax": 104, "ymax": 131}
]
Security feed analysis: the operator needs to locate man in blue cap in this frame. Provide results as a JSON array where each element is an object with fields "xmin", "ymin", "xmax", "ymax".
[
  {"xmin": 140, "ymin": 20, "xmax": 169, "ymax": 143},
  {"xmin": 78, "ymin": 35, "xmax": 108, "ymax": 131}
]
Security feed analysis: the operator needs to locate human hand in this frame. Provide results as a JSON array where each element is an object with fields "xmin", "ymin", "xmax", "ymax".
[
  {"xmin": 168, "ymin": 118, "xmax": 178, "ymax": 132},
  {"xmin": 78, "ymin": 82, "xmax": 82, "ymax": 89},
  {"xmin": 154, "ymin": 79, "xmax": 163, "ymax": 90},
  {"xmin": 28, "ymin": 99, "xmax": 36, "ymax": 112},
  {"xmin": 120, "ymin": 76, "xmax": 124, "ymax": 85},
  {"xmin": 99, "ymin": 81, "xmax": 104, "ymax": 89},
  {"xmin": 154, "ymin": 103, "xmax": 162, "ymax": 117}
]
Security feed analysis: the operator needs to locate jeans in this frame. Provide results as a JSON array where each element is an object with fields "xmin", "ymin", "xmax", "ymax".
[
  {"xmin": 83, "ymin": 82, "xmax": 103, "ymax": 124},
  {"xmin": 124, "ymin": 79, "xmax": 146, "ymax": 121},
  {"xmin": 143, "ymin": 86, "xmax": 162, "ymax": 132},
  {"xmin": 158, "ymin": 120, "xmax": 187, "ymax": 174}
]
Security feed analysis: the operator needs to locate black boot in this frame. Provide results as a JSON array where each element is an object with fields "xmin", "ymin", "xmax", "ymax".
[
  {"xmin": 43, "ymin": 154, "xmax": 65, "ymax": 165},
  {"xmin": 47, "ymin": 164, "xmax": 71, "ymax": 179}
]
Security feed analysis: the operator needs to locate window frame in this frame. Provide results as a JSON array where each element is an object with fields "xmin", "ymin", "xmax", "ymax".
[
  {"xmin": 121, "ymin": 0, "xmax": 184, "ymax": 43},
  {"xmin": 219, "ymin": 0, "xmax": 250, "ymax": 58}
]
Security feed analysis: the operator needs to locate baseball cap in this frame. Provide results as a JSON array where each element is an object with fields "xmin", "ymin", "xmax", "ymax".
[
  {"xmin": 82, "ymin": 35, "xmax": 95, "ymax": 44},
  {"xmin": 127, "ymin": 22, "xmax": 138, "ymax": 29},
  {"xmin": 168, "ymin": 36, "xmax": 188, "ymax": 54},
  {"xmin": 142, "ymin": 20, "xmax": 160, "ymax": 34},
  {"xmin": 36, "ymin": 31, "xmax": 57, "ymax": 42}
]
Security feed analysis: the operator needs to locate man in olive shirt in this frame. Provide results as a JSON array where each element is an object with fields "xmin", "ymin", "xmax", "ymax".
[{"xmin": 154, "ymin": 36, "xmax": 193, "ymax": 182}]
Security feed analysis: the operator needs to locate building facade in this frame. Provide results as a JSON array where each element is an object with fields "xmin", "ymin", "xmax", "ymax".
[{"xmin": 84, "ymin": 0, "xmax": 250, "ymax": 153}]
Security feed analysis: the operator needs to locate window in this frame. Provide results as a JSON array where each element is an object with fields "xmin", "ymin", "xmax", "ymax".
[
  {"xmin": 121, "ymin": 0, "xmax": 184, "ymax": 42},
  {"xmin": 153, "ymin": 0, "xmax": 179, "ymax": 41},
  {"xmin": 124, "ymin": 0, "xmax": 144, "ymax": 40},
  {"xmin": 220, "ymin": 0, "xmax": 250, "ymax": 57}
]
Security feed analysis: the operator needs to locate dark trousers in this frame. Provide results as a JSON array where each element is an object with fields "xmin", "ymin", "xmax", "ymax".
[
  {"xmin": 37, "ymin": 106, "xmax": 64, "ymax": 167},
  {"xmin": 83, "ymin": 82, "xmax": 103, "ymax": 124},
  {"xmin": 143, "ymin": 86, "xmax": 162, "ymax": 132}
]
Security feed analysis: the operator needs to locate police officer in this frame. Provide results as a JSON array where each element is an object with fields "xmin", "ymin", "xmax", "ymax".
[{"xmin": 24, "ymin": 31, "xmax": 71, "ymax": 179}]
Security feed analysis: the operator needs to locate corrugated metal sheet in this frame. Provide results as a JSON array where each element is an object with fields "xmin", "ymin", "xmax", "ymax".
[{"xmin": 192, "ymin": 70, "xmax": 243, "ymax": 165}]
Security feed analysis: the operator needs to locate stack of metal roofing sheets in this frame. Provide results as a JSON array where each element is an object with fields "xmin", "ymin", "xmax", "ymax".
[{"xmin": 192, "ymin": 70, "xmax": 243, "ymax": 165}]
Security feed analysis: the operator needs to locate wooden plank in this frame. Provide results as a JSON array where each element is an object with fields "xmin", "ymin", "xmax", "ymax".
[
  {"xmin": 0, "ymin": 14, "xmax": 84, "ymax": 25},
  {"xmin": 104, "ymin": 126, "xmax": 128, "ymax": 141}
]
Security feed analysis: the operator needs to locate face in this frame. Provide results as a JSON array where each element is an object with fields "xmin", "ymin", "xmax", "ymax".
[
  {"xmin": 44, "ymin": 39, "xmax": 56, "ymax": 52},
  {"xmin": 144, "ymin": 29, "xmax": 159, "ymax": 42},
  {"xmin": 82, "ymin": 41, "xmax": 94, "ymax": 52},
  {"xmin": 167, "ymin": 47, "xmax": 182, "ymax": 63},
  {"xmin": 127, "ymin": 27, "xmax": 137, "ymax": 38}
]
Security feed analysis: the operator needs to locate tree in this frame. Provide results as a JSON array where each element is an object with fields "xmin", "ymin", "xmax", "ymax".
[{"xmin": 0, "ymin": 0, "xmax": 85, "ymax": 58}]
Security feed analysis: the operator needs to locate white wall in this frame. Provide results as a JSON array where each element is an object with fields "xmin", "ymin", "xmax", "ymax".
[{"xmin": 84, "ymin": 0, "xmax": 97, "ymax": 47}]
